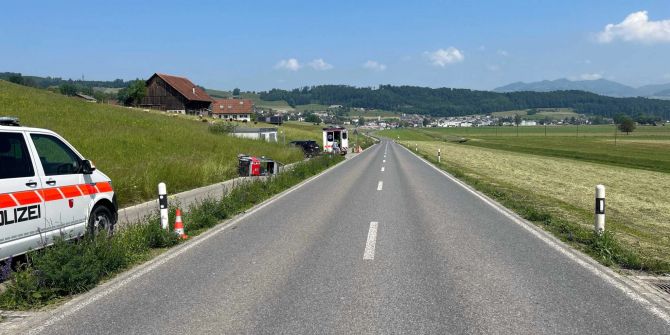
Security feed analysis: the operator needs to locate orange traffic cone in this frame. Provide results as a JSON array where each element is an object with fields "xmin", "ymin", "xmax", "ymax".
[{"xmin": 174, "ymin": 208, "xmax": 188, "ymax": 239}]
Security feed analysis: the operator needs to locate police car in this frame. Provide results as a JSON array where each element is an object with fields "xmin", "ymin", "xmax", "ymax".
[{"xmin": 0, "ymin": 117, "xmax": 117, "ymax": 260}]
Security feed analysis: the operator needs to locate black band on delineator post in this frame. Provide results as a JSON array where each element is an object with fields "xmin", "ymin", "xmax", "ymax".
[{"xmin": 159, "ymin": 194, "xmax": 168, "ymax": 209}]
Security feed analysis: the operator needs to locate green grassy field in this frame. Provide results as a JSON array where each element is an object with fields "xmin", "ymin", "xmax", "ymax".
[
  {"xmin": 378, "ymin": 126, "xmax": 670, "ymax": 272},
  {"xmin": 204, "ymin": 88, "xmax": 231, "ymax": 99},
  {"xmin": 293, "ymin": 104, "xmax": 330, "ymax": 113},
  {"xmin": 241, "ymin": 92, "xmax": 294, "ymax": 111},
  {"xmin": 1, "ymin": 80, "xmax": 304, "ymax": 207},
  {"xmin": 382, "ymin": 125, "xmax": 670, "ymax": 173},
  {"xmin": 492, "ymin": 108, "xmax": 578, "ymax": 120}
]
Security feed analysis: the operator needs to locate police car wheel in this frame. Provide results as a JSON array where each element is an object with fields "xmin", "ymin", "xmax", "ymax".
[{"xmin": 88, "ymin": 206, "xmax": 114, "ymax": 236}]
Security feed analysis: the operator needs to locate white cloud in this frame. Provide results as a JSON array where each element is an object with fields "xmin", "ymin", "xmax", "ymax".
[
  {"xmin": 275, "ymin": 58, "xmax": 301, "ymax": 71},
  {"xmin": 363, "ymin": 60, "xmax": 387, "ymax": 71},
  {"xmin": 308, "ymin": 58, "xmax": 333, "ymax": 71},
  {"xmin": 579, "ymin": 73, "xmax": 603, "ymax": 80},
  {"xmin": 597, "ymin": 10, "xmax": 670, "ymax": 44},
  {"xmin": 425, "ymin": 47, "xmax": 464, "ymax": 67},
  {"xmin": 497, "ymin": 49, "xmax": 509, "ymax": 56}
]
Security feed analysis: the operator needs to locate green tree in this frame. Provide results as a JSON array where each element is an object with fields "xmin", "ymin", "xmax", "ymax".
[
  {"xmin": 613, "ymin": 113, "xmax": 627, "ymax": 125},
  {"xmin": 514, "ymin": 114, "xmax": 522, "ymax": 126},
  {"xmin": 618, "ymin": 117, "xmax": 636, "ymax": 134},
  {"xmin": 304, "ymin": 113, "xmax": 322, "ymax": 124},
  {"xmin": 118, "ymin": 80, "xmax": 146, "ymax": 106},
  {"xmin": 358, "ymin": 117, "xmax": 366, "ymax": 126},
  {"xmin": 59, "ymin": 83, "xmax": 78, "ymax": 96},
  {"xmin": 8, "ymin": 74, "xmax": 23, "ymax": 85},
  {"xmin": 80, "ymin": 86, "xmax": 94, "ymax": 96},
  {"xmin": 232, "ymin": 88, "xmax": 241, "ymax": 96}
]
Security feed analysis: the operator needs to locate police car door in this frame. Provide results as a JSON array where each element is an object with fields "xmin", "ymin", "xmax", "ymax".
[
  {"xmin": 28, "ymin": 132, "xmax": 88, "ymax": 235},
  {"xmin": 0, "ymin": 130, "xmax": 45, "ymax": 259}
]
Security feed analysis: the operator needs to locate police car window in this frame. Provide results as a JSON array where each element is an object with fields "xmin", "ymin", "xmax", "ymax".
[
  {"xmin": 327, "ymin": 132, "xmax": 334, "ymax": 141},
  {"xmin": 30, "ymin": 134, "xmax": 81, "ymax": 176},
  {"xmin": 342, "ymin": 132, "xmax": 348, "ymax": 140},
  {"xmin": 0, "ymin": 132, "xmax": 35, "ymax": 179}
]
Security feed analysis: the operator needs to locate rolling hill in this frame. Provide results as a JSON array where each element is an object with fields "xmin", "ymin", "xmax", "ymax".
[{"xmin": 494, "ymin": 78, "xmax": 670, "ymax": 99}]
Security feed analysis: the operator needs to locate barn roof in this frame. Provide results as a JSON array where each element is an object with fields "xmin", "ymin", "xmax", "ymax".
[
  {"xmin": 149, "ymin": 73, "xmax": 213, "ymax": 102},
  {"xmin": 211, "ymin": 98, "xmax": 254, "ymax": 115}
]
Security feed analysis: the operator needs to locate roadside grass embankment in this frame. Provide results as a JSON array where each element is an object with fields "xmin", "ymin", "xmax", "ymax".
[
  {"xmin": 0, "ymin": 80, "xmax": 305, "ymax": 207},
  {"xmin": 397, "ymin": 139, "xmax": 670, "ymax": 273},
  {"xmin": 0, "ymin": 155, "xmax": 344, "ymax": 310}
]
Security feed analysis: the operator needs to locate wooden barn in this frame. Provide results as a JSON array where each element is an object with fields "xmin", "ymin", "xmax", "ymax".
[{"xmin": 141, "ymin": 73, "xmax": 213, "ymax": 115}]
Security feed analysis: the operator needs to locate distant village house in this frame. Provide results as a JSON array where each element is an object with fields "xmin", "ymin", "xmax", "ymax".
[
  {"xmin": 141, "ymin": 73, "xmax": 213, "ymax": 115},
  {"xmin": 211, "ymin": 98, "xmax": 254, "ymax": 122}
]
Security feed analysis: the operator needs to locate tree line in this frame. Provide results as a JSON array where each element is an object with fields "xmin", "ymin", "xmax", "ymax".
[
  {"xmin": 0, "ymin": 72, "xmax": 131, "ymax": 89},
  {"xmin": 259, "ymin": 85, "xmax": 670, "ymax": 120}
]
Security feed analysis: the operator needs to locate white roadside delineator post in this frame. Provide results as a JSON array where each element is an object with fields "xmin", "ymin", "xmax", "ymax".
[
  {"xmin": 438, "ymin": 148, "xmax": 441, "ymax": 163},
  {"xmin": 158, "ymin": 182, "xmax": 169, "ymax": 230},
  {"xmin": 595, "ymin": 185, "xmax": 605, "ymax": 235}
]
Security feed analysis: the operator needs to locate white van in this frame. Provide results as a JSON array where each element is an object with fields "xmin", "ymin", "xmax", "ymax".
[
  {"xmin": 322, "ymin": 126, "xmax": 348, "ymax": 155},
  {"xmin": 0, "ymin": 118, "xmax": 117, "ymax": 261}
]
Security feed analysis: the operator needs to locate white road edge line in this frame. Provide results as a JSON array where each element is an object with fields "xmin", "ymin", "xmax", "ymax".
[
  {"xmin": 377, "ymin": 181, "xmax": 383, "ymax": 191},
  {"xmin": 398, "ymin": 143, "xmax": 670, "ymax": 325},
  {"xmin": 383, "ymin": 159, "xmax": 386, "ymax": 163},
  {"xmin": 363, "ymin": 221, "xmax": 378, "ymax": 260},
  {"xmin": 25, "ymin": 144, "xmax": 378, "ymax": 335},
  {"xmin": 381, "ymin": 167, "xmax": 385, "ymax": 172}
]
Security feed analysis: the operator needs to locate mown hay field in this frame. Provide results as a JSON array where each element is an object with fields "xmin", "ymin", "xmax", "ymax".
[
  {"xmin": 404, "ymin": 140, "xmax": 670, "ymax": 265},
  {"xmin": 0, "ymin": 80, "xmax": 304, "ymax": 207}
]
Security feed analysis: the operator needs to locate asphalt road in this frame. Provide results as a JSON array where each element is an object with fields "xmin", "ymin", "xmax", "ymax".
[{"xmin": 25, "ymin": 140, "xmax": 670, "ymax": 334}]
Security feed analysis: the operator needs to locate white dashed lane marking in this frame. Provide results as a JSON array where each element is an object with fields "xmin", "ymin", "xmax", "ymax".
[{"xmin": 363, "ymin": 221, "xmax": 378, "ymax": 260}]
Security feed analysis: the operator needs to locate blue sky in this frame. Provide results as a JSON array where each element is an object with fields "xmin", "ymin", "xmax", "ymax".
[{"xmin": 1, "ymin": 0, "xmax": 670, "ymax": 91}]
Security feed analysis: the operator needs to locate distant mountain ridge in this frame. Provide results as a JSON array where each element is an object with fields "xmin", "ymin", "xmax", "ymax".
[{"xmin": 494, "ymin": 78, "xmax": 670, "ymax": 99}]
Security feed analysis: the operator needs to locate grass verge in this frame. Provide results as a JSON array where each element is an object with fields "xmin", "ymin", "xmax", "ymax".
[
  {"xmin": 401, "ymin": 142, "xmax": 670, "ymax": 274},
  {"xmin": 0, "ymin": 155, "xmax": 344, "ymax": 310},
  {"xmin": 0, "ymin": 80, "xmax": 304, "ymax": 207}
]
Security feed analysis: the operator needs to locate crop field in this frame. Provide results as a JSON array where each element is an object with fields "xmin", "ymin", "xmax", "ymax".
[
  {"xmin": 379, "ymin": 125, "xmax": 670, "ymax": 271},
  {"xmin": 0, "ymin": 80, "xmax": 304, "ymax": 207}
]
